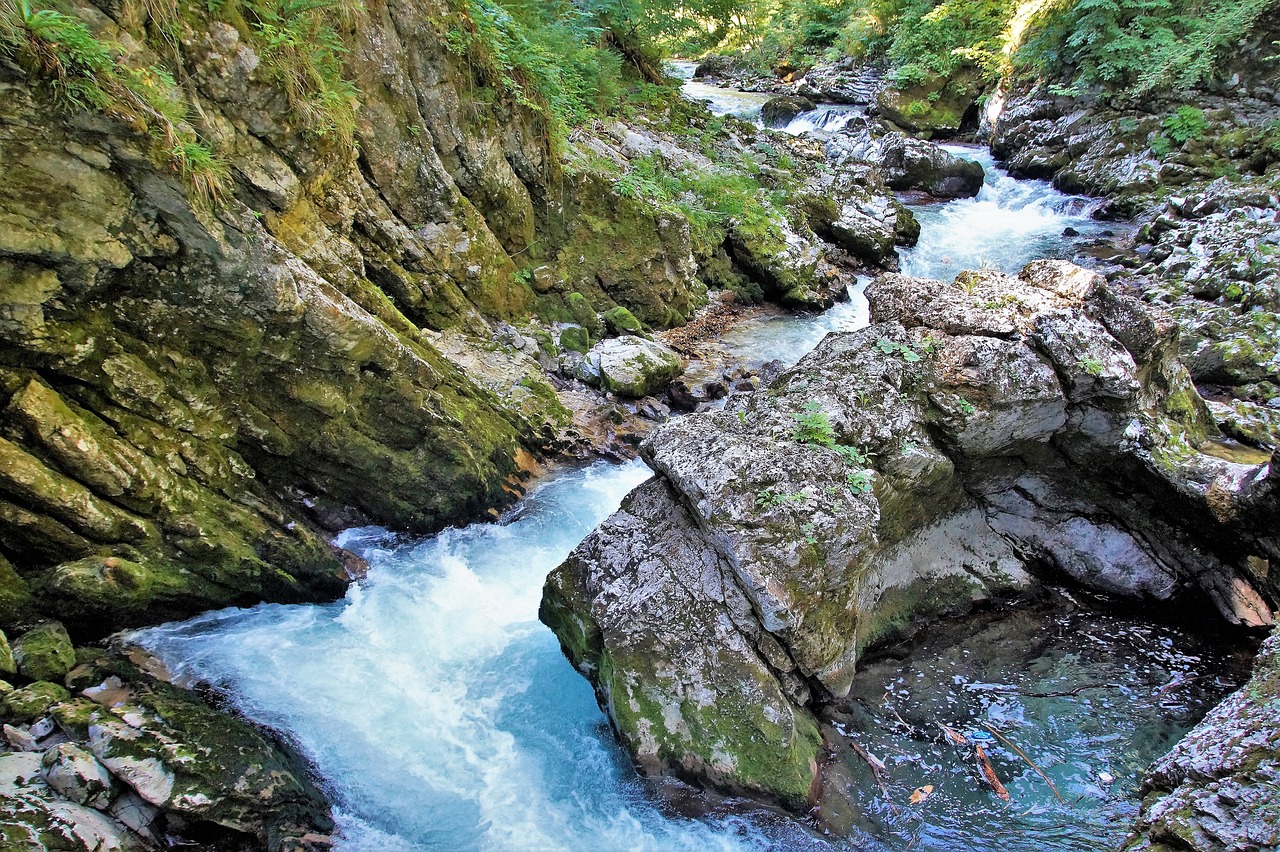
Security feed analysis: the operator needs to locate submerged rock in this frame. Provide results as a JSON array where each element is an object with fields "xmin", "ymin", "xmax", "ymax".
[{"xmin": 543, "ymin": 260, "xmax": 1278, "ymax": 803}]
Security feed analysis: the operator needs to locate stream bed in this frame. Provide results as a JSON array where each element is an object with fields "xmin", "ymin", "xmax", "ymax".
[{"xmin": 129, "ymin": 90, "xmax": 1252, "ymax": 851}]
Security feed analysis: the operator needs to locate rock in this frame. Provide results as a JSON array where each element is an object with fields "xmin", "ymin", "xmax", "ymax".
[
  {"xmin": 3, "ymin": 682, "xmax": 71, "ymax": 722},
  {"xmin": 0, "ymin": 629, "xmax": 14, "ymax": 676},
  {"xmin": 761, "ymin": 96, "xmax": 817, "ymax": 128},
  {"xmin": 1125, "ymin": 629, "xmax": 1280, "ymax": 851},
  {"xmin": 602, "ymin": 306, "xmax": 645, "ymax": 336},
  {"xmin": 543, "ymin": 260, "xmax": 1279, "ymax": 803},
  {"xmin": 831, "ymin": 130, "xmax": 984, "ymax": 197},
  {"xmin": 876, "ymin": 69, "xmax": 983, "ymax": 137},
  {"xmin": 41, "ymin": 743, "xmax": 116, "ymax": 808},
  {"xmin": 12, "ymin": 623, "xmax": 75, "ymax": 683},
  {"xmin": 53, "ymin": 660, "xmax": 335, "ymax": 850},
  {"xmin": 579, "ymin": 336, "xmax": 684, "ymax": 398}
]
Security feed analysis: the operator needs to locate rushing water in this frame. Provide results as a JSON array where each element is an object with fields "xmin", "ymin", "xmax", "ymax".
[
  {"xmin": 899, "ymin": 145, "xmax": 1112, "ymax": 281},
  {"xmin": 131, "ymin": 83, "xmax": 1239, "ymax": 851}
]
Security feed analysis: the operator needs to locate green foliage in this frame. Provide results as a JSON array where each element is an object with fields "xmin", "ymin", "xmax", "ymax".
[
  {"xmin": 955, "ymin": 396, "xmax": 976, "ymax": 415},
  {"xmin": 1016, "ymin": 0, "xmax": 1280, "ymax": 96},
  {"xmin": 756, "ymin": 487, "xmax": 804, "ymax": 508},
  {"xmin": 873, "ymin": 337, "xmax": 923, "ymax": 361},
  {"xmin": 1077, "ymin": 355, "xmax": 1105, "ymax": 376},
  {"xmin": 791, "ymin": 400, "xmax": 837, "ymax": 445},
  {"xmin": 846, "ymin": 469, "xmax": 874, "ymax": 494},
  {"xmin": 887, "ymin": 0, "xmax": 1017, "ymax": 85},
  {"xmin": 1163, "ymin": 105, "xmax": 1208, "ymax": 143},
  {"xmin": 0, "ymin": 0, "xmax": 228, "ymax": 203}
]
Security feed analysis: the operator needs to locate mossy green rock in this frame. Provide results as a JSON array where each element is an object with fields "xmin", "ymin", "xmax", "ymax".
[
  {"xmin": 566, "ymin": 292, "xmax": 604, "ymax": 339},
  {"xmin": 602, "ymin": 306, "xmax": 645, "ymax": 336},
  {"xmin": 558, "ymin": 325, "xmax": 592, "ymax": 354},
  {"xmin": 3, "ymin": 680, "xmax": 70, "ymax": 721},
  {"xmin": 876, "ymin": 68, "xmax": 983, "ymax": 138},
  {"xmin": 12, "ymin": 622, "xmax": 75, "ymax": 683},
  {"xmin": 0, "ymin": 629, "xmax": 13, "ymax": 676}
]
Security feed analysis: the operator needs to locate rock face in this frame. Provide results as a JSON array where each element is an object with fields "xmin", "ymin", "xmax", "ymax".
[
  {"xmin": 1126, "ymin": 629, "xmax": 1280, "ymax": 851},
  {"xmin": 543, "ymin": 260, "xmax": 1278, "ymax": 803},
  {"xmin": 0, "ymin": 641, "xmax": 332, "ymax": 851}
]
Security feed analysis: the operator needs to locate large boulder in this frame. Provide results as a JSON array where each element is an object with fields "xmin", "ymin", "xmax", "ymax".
[
  {"xmin": 543, "ymin": 260, "xmax": 1277, "ymax": 804},
  {"xmin": 576, "ymin": 336, "xmax": 684, "ymax": 398},
  {"xmin": 831, "ymin": 130, "xmax": 984, "ymax": 197},
  {"xmin": 761, "ymin": 96, "xmax": 817, "ymax": 128},
  {"xmin": 875, "ymin": 68, "xmax": 984, "ymax": 138}
]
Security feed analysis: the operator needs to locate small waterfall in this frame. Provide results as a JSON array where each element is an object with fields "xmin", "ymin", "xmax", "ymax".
[{"xmin": 782, "ymin": 105, "xmax": 864, "ymax": 135}]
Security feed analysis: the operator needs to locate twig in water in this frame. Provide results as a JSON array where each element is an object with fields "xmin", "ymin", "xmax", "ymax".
[
  {"xmin": 975, "ymin": 744, "xmax": 1012, "ymax": 801},
  {"xmin": 983, "ymin": 723, "xmax": 1067, "ymax": 805}
]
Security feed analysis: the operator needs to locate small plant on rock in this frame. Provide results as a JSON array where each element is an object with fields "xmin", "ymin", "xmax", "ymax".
[{"xmin": 1077, "ymin": 356, "xmax": 1105, "ymax": 377}]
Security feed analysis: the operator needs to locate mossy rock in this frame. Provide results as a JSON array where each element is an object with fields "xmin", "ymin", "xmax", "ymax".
[
  {"xmin": 566, "ymin": 292, "xmax": 603, "ymax": 339},
  {"xmin": 13, "ymin": 622, "xmax": 75, "ymax": 683},
  {"xmin": 877, "ymin": 68, "xmax": 984, "ymax": 138},
  {"xmin": 603, "ymin": 306, "xmax": 645, "ymax": 337},
  {"xmin": 2, "ymin": 680, "xmax": 70, "ymax": 721},
  {"xmin": 558, "ymin": 325, "xmax": 592, "ymax": 354},
  {"xmin": 0, "ymin": 630, "xmax": 14, "ymax": 676}
]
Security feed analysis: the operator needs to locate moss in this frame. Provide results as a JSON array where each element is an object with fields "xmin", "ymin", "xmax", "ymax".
[
  {"xmin": 0, "ymin": 629, "xmax": 14, "ymax": 676},
  {"xmin": 2, "ymin": 681, "xmax": 70, "ymax": 721},
  {"xmin": 565, "ymin": 292, "xmax": 603, "ymax": 338},
  {"xmin": 559, "ymin": 325, "xmax": 591, "ymax": 353},
  {"xmin": 603, "ymin": 306, "xmax": 645, "ymax": 336},
  {"xmin": 12, "ymin": 622, "xmax": 75, "ymax": 682}
]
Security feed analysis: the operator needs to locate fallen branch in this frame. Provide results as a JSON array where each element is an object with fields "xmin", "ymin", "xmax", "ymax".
[
  {"xmin": 975, "ymin": 744, "xmax": 1011, "ymax": 801},
  {"xmin": 982, "ymin": 724, "xmax": 1066, "ymax": 805},
  {"xmin": 850, "ymin": 740, "xmax": 901, "ymax": 814}
]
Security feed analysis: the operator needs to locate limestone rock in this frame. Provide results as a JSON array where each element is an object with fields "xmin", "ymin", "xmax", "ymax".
[
  {"xmin": 580, "ymin": 337, "xmax": 684, "ymax": 399},
  {"xmin": 41, "ymin": 743, "xmax": 116, "ymax": 809},
  {"xmin": 831, "ymin": 129, "xmax": 984, "ymax": 197},
  {"xmin": 543, "ymin": 260, "xmax": 1278, "ymax": 803},
  {"xmin": 1125, "ymin": 629, "xmax": 1280, "ymax": 851}
]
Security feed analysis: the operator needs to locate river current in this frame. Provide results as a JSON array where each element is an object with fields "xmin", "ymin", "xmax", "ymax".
[{"xmin": 131, "ymin": 87, "xmax": 1242, "ymax": 851}]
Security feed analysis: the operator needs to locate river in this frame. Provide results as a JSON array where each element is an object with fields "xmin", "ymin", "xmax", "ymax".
[{"xmin": 128, "ymin": 85, "xmax": 1244, "ymax": 851}]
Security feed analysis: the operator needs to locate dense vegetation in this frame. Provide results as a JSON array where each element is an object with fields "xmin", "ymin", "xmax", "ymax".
[{"xmin": 735, "ymin": 0, "xmax": 1280, "ymax": 97}]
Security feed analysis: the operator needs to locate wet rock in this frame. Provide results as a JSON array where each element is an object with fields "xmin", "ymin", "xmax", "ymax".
[
  {"xmin": 1126, "ymin": 629, "xmax": 1280, "ymax": 851},
  {"xmin": 831, "ymin": 129, "xmax": 984, "ymax": 197},
  {"xmin": 761, "ymin": 96, "xmax": 817, "ymax": 128},
  {"xmin": 544, "ymin": 260, "xmax": 1279, "ymax": 804}
]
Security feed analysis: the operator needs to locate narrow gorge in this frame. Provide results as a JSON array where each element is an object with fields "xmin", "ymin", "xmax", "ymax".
[{"xmin": 0, "ymin": 0, "xmax": 1277, "ymax": 848}]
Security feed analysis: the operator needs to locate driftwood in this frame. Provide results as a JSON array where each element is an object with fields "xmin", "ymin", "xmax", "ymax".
[{"xmin": 983, "ymin": 724, "xmax": 1067, "ymax": 805}]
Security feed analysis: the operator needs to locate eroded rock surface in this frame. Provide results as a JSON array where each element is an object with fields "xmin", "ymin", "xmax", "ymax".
[
  {"xmin": 543, "ymin": 260, "xmax": 1278, "ymax": 803},
  {"xmin": 1126, "ymin": 629, "xmax": 1280, "ymax": 851}
]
